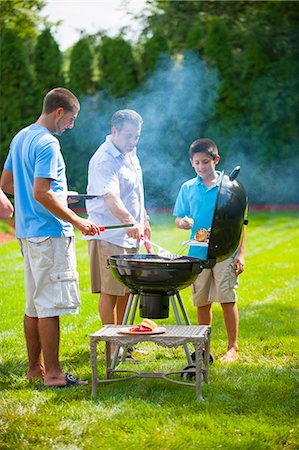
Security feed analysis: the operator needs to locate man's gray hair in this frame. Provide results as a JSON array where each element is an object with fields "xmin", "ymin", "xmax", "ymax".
[{"xmin": 111, "ymin": 109, "xmax": 143, "ymax": 131}]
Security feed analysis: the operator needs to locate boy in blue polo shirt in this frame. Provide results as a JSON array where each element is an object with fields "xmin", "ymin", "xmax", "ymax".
[{"xmin": 174, "ymin": 138, "xmax": 246, "ymax": 362}]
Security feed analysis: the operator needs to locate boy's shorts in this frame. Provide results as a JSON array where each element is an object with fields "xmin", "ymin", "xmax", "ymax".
[
  {"xmin": 88, "ymin": 240, "xmax": 137, "ymax": 296},
  {"xmin": 191, "ymin": 257, "xmax": 238, "ymax": 307},
  {"xmin": 19, "ymin": 236, "xmax": 80, "ymax": 318}
]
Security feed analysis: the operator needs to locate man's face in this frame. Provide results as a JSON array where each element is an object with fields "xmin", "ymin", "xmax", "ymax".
[
  {"xmin": 190, "ymin": 152, "xmax": 220, "ymax": 182},
  {"xmin": 111, "ymin": 121, "xmax": 142, "ymax": 154},
  {"xmin": 54, "ymin": 107, "xmax": 79, "ymax": 136}
]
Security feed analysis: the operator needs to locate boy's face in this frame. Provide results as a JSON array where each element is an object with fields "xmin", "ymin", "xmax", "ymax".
[{"xmin": 190, "ymin": 152, "xmax": 220, "ymax": 182}]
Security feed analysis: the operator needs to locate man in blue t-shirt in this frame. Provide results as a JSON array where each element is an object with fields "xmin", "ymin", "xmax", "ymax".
[
  {"xmin": 174, "ymin": 138, "xmax": 246, "ymax": 362},
  {"xmin": 1, "ymin": 88, "xmax": 99, "ymax": 387}
]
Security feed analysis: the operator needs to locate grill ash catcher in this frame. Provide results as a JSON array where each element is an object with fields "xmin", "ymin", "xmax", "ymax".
[{"xmin": 108, "ymin": 167, "xmax": 248, "ymax": 370}]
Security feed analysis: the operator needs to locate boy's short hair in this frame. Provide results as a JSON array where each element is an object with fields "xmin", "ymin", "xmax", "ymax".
[
  {"xmin": 111, "ymin": 109, "xmax": 143, "ymax": 131},
  {"xmin": 43, "ymin": 87, "xmax": 80, "ymax": 114},
  {"xmin": 189, "ymin": 138, "xmax": 219, "ymax": 159}
]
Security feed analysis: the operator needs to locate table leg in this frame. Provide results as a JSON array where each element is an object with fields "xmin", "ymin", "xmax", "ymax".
[
  {"xmin": 203, "ymin": 334, "xmax": 211, "ymax": 383},
  {"xmin": 105, "ymin": 341, "xmax": 112, "ymax": 379},
  {"xmin": 195, "ymin": 344, "xmax": 203, "ymax": 400},
  {"xmin": 170, "ymin": 295, "xmax": 192, "ymax": 365},
  {"xmin": 90, "ymin": 338, "xmax": 98, "ymax": 397}
]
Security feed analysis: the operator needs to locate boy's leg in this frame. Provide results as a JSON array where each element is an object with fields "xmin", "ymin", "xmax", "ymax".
[
  {"xmin": 220, "ymin": 302, "xmax": 239, "ymax": 362},
  {"xmin": 24, "ymin": 314, "xmax": 45, "ymax": 380}
]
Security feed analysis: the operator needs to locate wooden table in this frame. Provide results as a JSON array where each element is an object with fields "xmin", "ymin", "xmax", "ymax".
[{"xmin": 90, "ymin": 325, "xmax": 211, "ymax": 400}]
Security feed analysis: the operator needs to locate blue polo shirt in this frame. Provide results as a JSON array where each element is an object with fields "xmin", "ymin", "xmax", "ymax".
[
  {"xmin": 173, "ymin": 171, "xmax": 221, "ymax": 259},
  {"xmin": 4, "ymin": 124, "xmax": 73, "ymax": 238}
]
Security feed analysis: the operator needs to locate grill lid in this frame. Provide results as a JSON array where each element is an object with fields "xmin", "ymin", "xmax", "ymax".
[{"xmin": 207, "ymin": 167, "xmax": 248, "ymax": 262}]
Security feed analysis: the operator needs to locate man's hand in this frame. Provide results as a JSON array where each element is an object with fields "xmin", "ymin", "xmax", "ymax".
[
  {"xmin": 75, "ymin": 217, "xmax": 100, "ymax": 236},
  {"xmin": 143, "ymin": 220, "xmax": 151, "ymax": 240},
  {"xmin": 126, "ymin": 224, "xmax": 142, "ymax": 241}
]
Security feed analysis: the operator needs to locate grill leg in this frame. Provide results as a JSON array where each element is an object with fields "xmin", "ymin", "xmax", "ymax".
[
  {"xmin": 176, "ymin": 290, "xmax": 191, "ymax": 325},
  {"xmin": 170, "ymin": 293, "xmax": 192, "ymax": 365},
  {"xmin": 111, "ymin": 291, "xmax": 140, "ymax": 370}
]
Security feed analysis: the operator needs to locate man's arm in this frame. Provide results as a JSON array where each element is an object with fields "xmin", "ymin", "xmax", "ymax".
[
  {"xmin": 103, "ymin": 192, "xmax": 143, "ymax": 240},
  {"xmin": 34, "ymin": 178, "xmax": 99, "ymax": 236},
  {"xmin": 0, "ymin": 169, "xmax": 14, "ymax": 195},
  {"xmin": 0, "ymin": 188, "xmax": 13, "ymax": 219}
]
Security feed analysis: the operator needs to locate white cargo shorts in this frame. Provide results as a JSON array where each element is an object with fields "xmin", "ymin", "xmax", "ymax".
[{"xmin": 19, "ymin": 236, "xmax": 80, "ymax": 318}]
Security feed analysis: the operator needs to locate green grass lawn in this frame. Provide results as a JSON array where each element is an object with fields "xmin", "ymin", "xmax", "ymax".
[{"xmin": 0, "ymin": 211, "xmax": 298, "ymax": 449}]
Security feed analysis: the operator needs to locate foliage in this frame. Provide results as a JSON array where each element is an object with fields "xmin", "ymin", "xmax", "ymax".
[
  {"xmin": 68, "ymin": 38, "xmax": 94, "ymax": 96},
  {"xmin": 139, "ymin": 29, "xmax": 169, "ymax": 78},
  {"xmin": 97, "ymin": 35, "xmax": 139, "ymax": 97},
  {"xmin": 0, "ymin": 0, "xmax": 45, "ymax": 40},
  {"xmin": 0, "ymin": 212, "xmax": 298, "ymax": 449},
  {"xmin": 33, "ymin": 28, "xmax": 65, "ymax": 99},
  {"xmin": 0, "ymin": 28, "xmax": 36, "ymax": 169},
  {"xmin": 0, "ymin": 0, "xmax": 298, "ymax": 206},
  {"xmin": 142, "ymin": 0, "xmax": 299, "ymax": 169}
]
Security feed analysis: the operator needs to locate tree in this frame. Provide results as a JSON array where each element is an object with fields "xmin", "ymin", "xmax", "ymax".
[
  {"xmin": 0, "ymin": 0, "xmax": 46, "ymax": 40},
  {"xmin": 68, "ymin": 38, "xmax": 94, "ymax": 96},
  {"xmin": 0, "ymin": 29, "xmax": 35, "ymax": 169},
  {"xmin": 97, "ymin": 35, "xmax": 139, "ymax": 97},
  {"xmin": 139, "ymin": 29, "xmax": 169, "ymax": 79},
  {"xmin": 33, "ymin": 28, "xmax": 65, "ymax": 98}
]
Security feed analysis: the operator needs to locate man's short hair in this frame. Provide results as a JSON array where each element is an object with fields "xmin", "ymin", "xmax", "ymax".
[
  {"xmin": 111, "ymin": 109, "xmax": 143, "ymax": 131},
  {"xmin": 43, "ymin": 87, "xmax": 80, "ymax": 114},
  {"xmin": 189, "ymin": 138, "xmax": 219, "ymax": 160}
]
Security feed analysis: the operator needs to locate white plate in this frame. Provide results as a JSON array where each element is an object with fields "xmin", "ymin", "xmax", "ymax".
[
  {"xmin": 182, "ymin": 240, "xmax": 208, "ymax": 247},
  {"xmin": 118, "ymin": 327, "xmax": 166, "ymax": 335}
]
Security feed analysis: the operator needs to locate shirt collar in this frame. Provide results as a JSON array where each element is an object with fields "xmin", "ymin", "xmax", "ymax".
[
  {"xmin": 105, "ymin": 134, "xmax": 137, "ymax": 159},
  {"xmin": 196, "ymin": 170, "xmax": 221, "ymax": 190},
  {"xmin": 105, "ymin": 135, "xmax": 122, "ymax": 158}
]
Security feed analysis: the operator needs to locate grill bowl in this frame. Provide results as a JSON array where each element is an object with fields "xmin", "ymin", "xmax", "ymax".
[{"xmin": 108, "ymin": 254, "xmax": 214, "ymax": 293}]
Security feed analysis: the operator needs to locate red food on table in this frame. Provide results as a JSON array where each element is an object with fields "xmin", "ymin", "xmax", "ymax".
[{"xmin": 129, "ymin": 324, "xmax": 152, "ymax": 332}]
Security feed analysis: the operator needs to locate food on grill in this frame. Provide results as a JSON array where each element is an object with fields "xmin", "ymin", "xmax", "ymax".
[
  {"xmin": 129, "ymin": 318, "xmax": 158, "ymax": 332},
  {"xmin": 195, "ymin": 228, "xmax": 208, "ymax": 242},
  {"xmin": 180, "ymin": 216, "xmax": 194, "ymax": 228}
]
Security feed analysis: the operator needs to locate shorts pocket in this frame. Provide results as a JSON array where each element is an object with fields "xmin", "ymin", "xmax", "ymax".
[
  {"xmin": 28, "ymin": 237, "xmax": 53, "ymax": 268},
  {"xmin": 49, "ymin": 270, "xmax": 80, "ymax": 309}
]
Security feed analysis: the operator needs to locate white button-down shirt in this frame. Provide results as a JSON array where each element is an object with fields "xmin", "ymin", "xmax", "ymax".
[{"xmin": 86, "ymin": 135, "xmax": 145, "ymax": 247}]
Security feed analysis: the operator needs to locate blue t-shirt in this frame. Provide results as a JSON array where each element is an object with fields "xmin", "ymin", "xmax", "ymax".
[
  {"xmin": 4, "ymin": 124, "xmax": 73, "ymax": 238},
  {"xmin": 173, "ymin": 171, "xmax": 221, "ymax": 259}
]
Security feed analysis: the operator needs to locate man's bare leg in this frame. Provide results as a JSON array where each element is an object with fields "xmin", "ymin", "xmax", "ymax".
[
  {"xmin": 98, "ymin": 293, "xmax": 117, "ymax": 324},
  {"xmin": 24, "ymin": 314, "xmax": 45, "ymax": 380},
  {"xmin": 38, "ymin": 316, "xmax": 65, "ymax": 386},
  {"xmin": 99, "ymin": 293, "xmax": 118, "ymax": 355},
  {"xmin": 220, "ymin": 302, "xmax": 239, "ymax": 362},
  {"xmin": 38, "ymin": 316, "xmax": 87, "ymax": 386},
  {"xmin": 115, "ymin": 294, "xmax": 129, "ymax": 325},
  {"xmin": 197, "ymin": 304, "xmax": 212, "ymax": 325}
]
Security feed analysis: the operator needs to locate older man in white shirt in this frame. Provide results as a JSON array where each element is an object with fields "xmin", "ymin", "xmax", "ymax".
[{"xmin": 86, "ymin": 110, "xmax": 151, "ymax": 327}]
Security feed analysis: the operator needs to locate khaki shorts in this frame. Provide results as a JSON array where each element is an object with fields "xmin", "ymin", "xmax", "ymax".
[
  {"xmin": 19, "ymin": 236, "xmax": 80, "ymax": 318},
  {"xmin": 88, "ymin": 240, "xmax": 137, "ymax": 296},
  {"xmin": 191, "ymin": 257, "xmax": 238, "ymax": 307}
]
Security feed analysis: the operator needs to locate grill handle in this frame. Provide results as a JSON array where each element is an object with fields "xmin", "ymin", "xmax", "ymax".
[{"xmin": 229, "ymin": 166, "xmax": 240, "ymax": 181}]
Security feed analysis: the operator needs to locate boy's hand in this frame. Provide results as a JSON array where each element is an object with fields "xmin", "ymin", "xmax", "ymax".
[
  {"xmin": 179, "ymin": 216, "xmax": 194, "ymax": 229},
  {"xmin": 233, "ymin": 255, "xmax": 245, "ymax": 275}
]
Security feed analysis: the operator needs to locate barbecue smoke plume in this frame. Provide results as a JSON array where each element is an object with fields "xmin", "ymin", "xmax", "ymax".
[{"xmin": 64, "ymin": 50, "xmax": 298, "ymax": 210}]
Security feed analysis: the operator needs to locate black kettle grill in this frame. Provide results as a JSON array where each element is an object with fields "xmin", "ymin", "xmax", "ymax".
[{"xmin": 108, "ymin": 166, "xmax": 248, "ymax": 320}]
